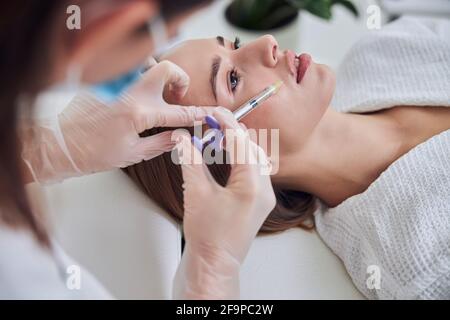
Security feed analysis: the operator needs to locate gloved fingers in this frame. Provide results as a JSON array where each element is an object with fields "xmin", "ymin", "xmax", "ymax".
[
  {"xmin": 237, "ymin": 138, "xmax": 276, "ymax": 218},
  {"xmin": 236, "ymin": 122, "xmax": 272, "ymax": 176},
  {"xmin": 150, "ymin": 104, "xmax": 216, "ymax": 128},
  {"xmin": 136, "ymin": 130, "xmax": 176, "ymax": 161},
  {"xmin": 212, "ymin": 108, "xmax": 271, "ymax": 193},
  {"xmin": 122, "ymin": 59, "xmax": 215, "ymax": 130},
  {"xmin": 211, "ymin": 107, "xmax": 241, "ymax": 130},
  {"xmin": 174, "ymin": 132, "xmax": 218, "ymax": 195},
  {"xmin": 133, "ymin": 60, "xmax": 190, "ymax": 100},
  {"xmin": 212, "ymin": 108, "xmax": 270, "ymax": 168},
  {"xmin": 227, "ymin": 134, "xmax": 273, "ymax": 187},
  {"xmin": 210, "ymin": 107, "xmax": 248, "ymax": 157},
  {"xmin": 127, "ymin": 99, "xmax": 216, "ymax": 135},
  {"xmin": 211, "ymin": 108, "xmax": 252, "ymax": 167},
  {"xmin": 141, "ymin": 56, "xmax": 158, "ymax": 73},
  {"xmin": 226, "ymin": 139, "xmax": 260, "ymax": 193}
]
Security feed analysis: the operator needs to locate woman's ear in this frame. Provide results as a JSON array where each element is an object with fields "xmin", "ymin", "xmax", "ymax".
[{"xmin": 65, "ymin": 0, "xmax": 159, "ymax": 83}]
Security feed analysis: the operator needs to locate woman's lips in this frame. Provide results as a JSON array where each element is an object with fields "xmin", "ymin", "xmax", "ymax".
[
  {"xmin": 285, "ymin": 50, "xmax": 311, "ymax": 85},
  {"xmin": 296, "ymin": 53, "xmax": 311, "ymax": 84}
]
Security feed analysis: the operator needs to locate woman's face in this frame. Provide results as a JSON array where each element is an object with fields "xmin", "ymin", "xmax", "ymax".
[{"xmin": 161, "ymin": 35, "xmax": 335, "ymax": 155}]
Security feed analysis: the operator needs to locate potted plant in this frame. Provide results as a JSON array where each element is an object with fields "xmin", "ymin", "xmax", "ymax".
[{"xmin": 224, "ymin": 0, "xmax": 359, "ymax": 49}]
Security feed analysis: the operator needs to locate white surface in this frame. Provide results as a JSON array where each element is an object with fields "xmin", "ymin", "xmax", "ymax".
[
  {"xmin": 241, "ymin": 229, "xmax": 364, "ymax": 299},
  {"xmin": 42, "ymin": 170, "xmax": 181, "ymax": 299},
  {"xmin": 0, "ymin": 223, "xmax": 112, "ymax": 299}
]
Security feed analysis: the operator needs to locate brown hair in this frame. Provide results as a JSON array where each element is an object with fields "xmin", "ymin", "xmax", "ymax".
[
  {"xmin": 0, "ymin": 1, "xmax": 69, "ymax": 246},
  {"xmin": 123, "ymin": 127, "xmax": 316, "ymax": 234}
]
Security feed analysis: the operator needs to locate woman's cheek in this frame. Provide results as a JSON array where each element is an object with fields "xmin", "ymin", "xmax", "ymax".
[{"xmin": 242, "ymin": 102, "xmax": 276, "ymax": 130}]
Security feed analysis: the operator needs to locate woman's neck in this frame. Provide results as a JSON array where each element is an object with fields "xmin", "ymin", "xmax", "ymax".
[{"xmin": 273, "ymin": 108, "xmax": 405, "ymax": 207}]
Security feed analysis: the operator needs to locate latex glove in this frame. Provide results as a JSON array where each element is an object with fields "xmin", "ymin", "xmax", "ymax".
[
  {"xmin": 172, "ymin": 108, "xmax": 276, "ymax": 299},
  {"xmin": 21, "ymin": 61, "xmax": 213, "ymax": 183}
]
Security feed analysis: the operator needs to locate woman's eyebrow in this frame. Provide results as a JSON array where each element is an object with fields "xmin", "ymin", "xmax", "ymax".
[
  {"xmin": 209, "ymin": 36, "xmax": 226, "ymax": 102},
  {"xmin": 216, "ymin": 36, "xmax": 225, "ymax": 47},
  {"xmin": 210, "ymin": 55, "xmax": 221, "ymax": 101}
]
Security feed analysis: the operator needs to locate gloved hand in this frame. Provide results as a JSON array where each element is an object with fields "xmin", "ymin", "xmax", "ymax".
[
  {"xmin": 172, "ymin": 108, "xmax": 276, "ymax": 299},
  {"xmin": 21, "ymin": 61, "xmax": 214, "ymax": 183}
]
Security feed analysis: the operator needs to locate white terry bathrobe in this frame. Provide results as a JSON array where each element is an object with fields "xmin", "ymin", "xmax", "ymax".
[{"xmin": 315, "ymin": 16, "xmax": 450, "ymax": 299}]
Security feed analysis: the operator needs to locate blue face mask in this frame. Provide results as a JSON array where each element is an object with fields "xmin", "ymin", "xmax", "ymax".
[
  {"xmin": 90, "ymin": 66, "xmax": 143, "ymax": 103},
  {"xmin": 89, "ymin": 14, "xmax": 172, "ymax": 104}
]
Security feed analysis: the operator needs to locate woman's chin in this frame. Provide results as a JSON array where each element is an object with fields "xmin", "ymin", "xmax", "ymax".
[
  {"xmin": 315, "ymin": 63, "xmax": 336, "ymax": 107},
  {"xmin": 317, "ymin": 62, "xmax": 335, "ymax": 84}
]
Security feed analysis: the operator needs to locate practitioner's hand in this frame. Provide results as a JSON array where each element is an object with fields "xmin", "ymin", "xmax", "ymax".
[
  {"xmin": 173, "ymin": 108, "xmax": 276, "ymax": 299},
  {"xmin": 21, "ymin": 61, "xmax": 215, "ymax": 183}
]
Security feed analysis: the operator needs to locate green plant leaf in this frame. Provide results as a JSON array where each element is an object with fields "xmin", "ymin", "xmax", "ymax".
[
  {"xmin": 226, "ymin": 0, "xmax": 358, "ymax": 29},
  {"xmin": 228, "ymin": 0, "xmax": 279, "ymax": 29},
  {"xmin": 332, "ymin": 0, "xmax": 359, "ymax": 17},
  {"xmin": 305, "ymin": 0, "xmax": 333, "ymax": 20},
  {"xmin": 258, "ymin": 5, "xmax": 298, "ymax": 29},
  {"xmin": 285, "ymin": 0, "xmax": 311, "ymax": 10}
]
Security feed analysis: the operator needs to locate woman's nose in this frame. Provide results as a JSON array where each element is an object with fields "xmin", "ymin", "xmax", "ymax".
[
  {"xmin": 236, "ymin": 34, "xmax": 278, "ymax": 69},
  {"xmin": 259, "ymin": 34, "xmax": 278, "ymax": 67}
]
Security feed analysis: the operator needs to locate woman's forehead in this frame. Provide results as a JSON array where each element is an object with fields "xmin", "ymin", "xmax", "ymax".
[
  {"xmin": 162, "ymin": 38, "xmax": 219, "ymax": 61},
  {"xmin": 160, "ymin": 38, "xmax": 220, "ymax": 106}
]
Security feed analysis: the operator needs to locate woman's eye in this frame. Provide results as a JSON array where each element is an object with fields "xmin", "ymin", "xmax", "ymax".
[{"xmin": 230, "ymin": 69, "xmax": 240, "ymax": 92}]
